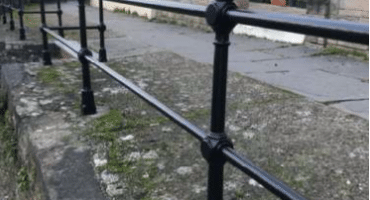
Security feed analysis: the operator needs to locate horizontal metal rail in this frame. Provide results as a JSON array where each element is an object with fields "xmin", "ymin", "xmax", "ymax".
[
  {"xmin": 113, "ymin": 0, "xmax": 368, "ymax": 45},
  {"xmin": 48, "ymin": 25, "xmax": 100, "ymax": 30},
  {"xmin": 223, "ymin": 147, "xmax": 306, "ymax": 200},
  {"xmin": 43, "ymin": 25, "xmax": 308, "ymax": 200},
  {"xmin": 227, "ymin": 10, "xmax": 369, "ymax": 45},
  {"xmin": 22, "ymin": 10, "xmax": 60, "ymax": 14}
]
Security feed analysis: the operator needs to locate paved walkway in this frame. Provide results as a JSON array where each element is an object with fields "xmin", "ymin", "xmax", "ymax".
[{"xmin": 60, "ymin": 2, "xmax": 369, "ymax": 119}]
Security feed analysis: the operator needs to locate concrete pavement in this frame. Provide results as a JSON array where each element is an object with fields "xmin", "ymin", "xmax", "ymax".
[{"xmin": 61, "ymin": 1, "xmax": 369, "ymax": 119}]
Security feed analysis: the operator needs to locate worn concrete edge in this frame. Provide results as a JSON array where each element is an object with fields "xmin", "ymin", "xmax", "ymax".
[{"xmin": 0, "ymin": 61, "xmax": 108, "ymax": 200}]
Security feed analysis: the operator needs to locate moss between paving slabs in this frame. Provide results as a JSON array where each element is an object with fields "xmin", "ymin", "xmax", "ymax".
[
  {"xmin": 27, "ymin": 51, "xmax": 369, "ymax": 200},
  {"xmin": 312, "ymin": 46, "xmax": 369, "ymax": 61}
]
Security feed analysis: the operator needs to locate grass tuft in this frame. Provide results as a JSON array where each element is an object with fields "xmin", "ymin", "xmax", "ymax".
[{"xmin": 312, "ymin": 46, "xmax": 369, "ymax": 61}]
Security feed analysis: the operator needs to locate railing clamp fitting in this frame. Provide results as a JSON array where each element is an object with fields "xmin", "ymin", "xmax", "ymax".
[
  {"xmin": 78, "ymin": 48, "xmax": 92, "ymax": 62},
  {"xmin": 98, "ymin": 23, "xmax": 106, "ymax": 32},
  {"xmin": 201, "ymin": 132, "xmax": 233, "ymax": 163},
  {"xmin": 205, "ymin": 0, "xmax": 237, "ymax": 36}
]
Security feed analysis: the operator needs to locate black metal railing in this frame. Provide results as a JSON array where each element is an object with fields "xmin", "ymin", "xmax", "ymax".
[
  {"xmin": 0, "ymin": 0, "xmax": 107, "ymax": 62},
  {"xmin": 1, "ymin": 0, "xmax": 369, "ymax": 199}
]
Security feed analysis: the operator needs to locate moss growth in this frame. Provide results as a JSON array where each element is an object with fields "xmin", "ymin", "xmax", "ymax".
[
  {"xmin": 64, "ymin": 61, "xmax": 80, "ymax": 69},
  {"xmin": 0, "ymin": 110, "xmax": 17, "ymax": 165},
  {"xmin": 183, "ymin": 108, "xmax": 210, "ymax": 120},
  {"xmin": 312, "ymin": 46, "xmax": 369, "ymax": 61},
  {"xmin": 38, "ymin": 67, "xmax": 61, "ymax": 84},
  {"xmin": 106, "ymin": 141, "xmax": 134, "ymax": 173},
  {"xmin": 17, "ymin": 167, "xmax": 30, "ymax": 192},
  {"xmin": 90, "ymin": 109, "xmax": 124, "ymax": 141},
  {"xmin": 235, "ymin": 189, "xmax": 245, "ymax": 199}
]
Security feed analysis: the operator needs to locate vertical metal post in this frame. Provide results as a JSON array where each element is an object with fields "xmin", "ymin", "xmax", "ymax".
[
  {"xmin": 78, "ymin": 0, "xmax": 96, "ymax": 115},
  {"xmin": 323, "ymin": 0, "xmax": 330, "ymax": 48},
  {"xmin": 98, "ymin": 0, "xmax": 107, "ymax": 62},
  {"xmin": 56, "ymin": 0, "xmax": 64, "ymax": 37},
  {"xmin": 201, "ymin": 1, "xmax": 237, "ymax": 200},
  {"xmin": 2, "ymin": 0, "xmax": 7, "ymax": 24},
  {"xmin": 40, "ymin": 0, "xmax": 52, "ymax": 65},
  {"xmin": 18, "ymin": 0, "xmax": 25, "ymax": 40},
  {"xmin": 9, "ymin": 0, "xmax": 14, "ymax": 30}
]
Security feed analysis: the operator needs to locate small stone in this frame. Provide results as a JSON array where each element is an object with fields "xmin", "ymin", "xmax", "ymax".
[
  {"xmin": 335, "ymin": 169, "xmax": 343, "ymax": 174},
  {"xmin": 243, "ymin": 131, "xmax": 255, "ymax": 139},
  {"xmin": 229, "ymin": 125, "xmax": 241, "ymax": 132},
  {"xmin": 346, "ymin": 180, "xmax": 351, "ymax": 185},
  {"xmin": 39, "ymin": 99, "xmax": 53, "ymax": 105},
  {"xmin": 192, "ymin": 184, "xmax": 207, "ymax": 193},
  {"xmin": 143, "ymin": 150, "xmax": 158, "ymax": 159},
  {"xmin": 120, "ymin": 135, "xmax": 134, "ymax": 141},
  {"xmin": 126, "ymin": 152, "xmax": 141, "ymax": 161},
  {"xmin": 106, "ymin": 183, "xmax": 125, "ymax": 196},
  {"xmin": 224, "ymin": 181, "xmax": 237, "ymax": 191},
  {"xmin": 141, "ymin": 111, "xmax": 147, "ymax": 115},
  {"xmin": 248, "ymin": 179, "xmax": 263, "ymax": 188},
  {"xmin": 157, "ymin": 163, "xmax": 165, "ymax": 170},
  {"xmin": 93, "ymin": 154, "xmax": 107, "ymax": 167},
  {"xmin": 142, "ymin": 172, "xmax": 149, "ymax": 178},
  {"xmin": 176, "ymin": 166, "xmax": 193, "ymax": 175},
  {"xmin": 101, "ymin": 170, "xmax": 119, "ymax": 184},
  {"xmin": 162, "ymin": 127, "xmax": 173, "ymax": 132}
]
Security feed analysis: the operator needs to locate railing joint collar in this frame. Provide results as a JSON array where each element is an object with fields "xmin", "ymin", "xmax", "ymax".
[{"xmin": 201, "ymin": 132, "xmax": 233, "ymax": 163}]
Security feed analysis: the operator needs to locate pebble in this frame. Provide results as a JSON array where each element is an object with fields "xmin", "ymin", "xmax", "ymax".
[
  {"xmin": 120, "ymin": 134, "xmax": 134, "ymax": 141},
  {"xmin": 106, "ymin": 183, "xmax": 125, "ymax": 196},
  {"xmin": 101, "ymin": 170, "xmax": 119, "ymax": 184},
  {"xmin": 176, "ymin": 166, "xmax": 193, "ymax": 175},
  {"xmin": 143, "ymin": 150, "xmax": 159, "ymax": 159}
]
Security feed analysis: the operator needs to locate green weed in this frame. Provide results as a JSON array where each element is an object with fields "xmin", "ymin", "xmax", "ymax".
[{"xmin": 312, "ymin": 46, "xmax": 369, "ymax": 61}]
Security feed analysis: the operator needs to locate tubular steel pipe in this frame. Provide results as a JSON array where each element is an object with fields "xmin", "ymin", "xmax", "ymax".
[
  {"xmin": 56, "ymin": 0, "xmax": 63, "ymax": 37},
  {"xmin": 22, "ymin": 10, "xmax": 59, "ymax": 14},
  {"xmin": 222, "ymin": 147, "xmax": 307, "ymax": 200},
  {"xmin": 40, "ymin": 0, "xmax": 52, "ymax": 65},
  {"xmin": 227, "ymin": 9, "xmax": 369, "ymax": 45},
  {"xmin": 8, "ymin": 0, "xmax": 14, "ymax": 30},
  {"xmin": 2, "ymin": 0, "xmax": 7, "ymax": 24},
  {"xmin": 18, "ymin": 0, "xmax": 25, "ymax": 40},
  {"xmin": 78, "ymin": 0, "xmax": 96, "ymax": 115},
  {"xmin": 98, "ymin": 0, "xmax": 107, "ymax": 62},
  {"xmin": 43, "ymin": 27, "xmax": 79, "ymax": 54}
]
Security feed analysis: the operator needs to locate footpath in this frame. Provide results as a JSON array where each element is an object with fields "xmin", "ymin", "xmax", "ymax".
[{"xmin": 0, "ymin": 2, "xmax": 368, "ymax": 200}]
